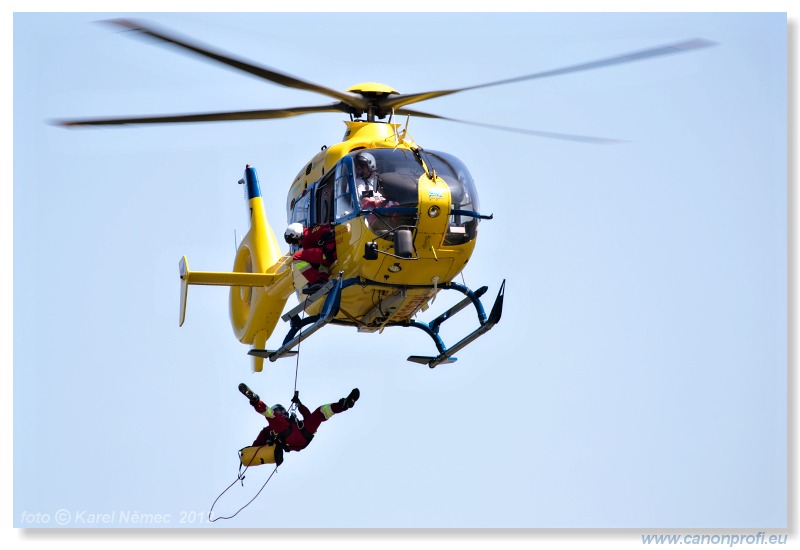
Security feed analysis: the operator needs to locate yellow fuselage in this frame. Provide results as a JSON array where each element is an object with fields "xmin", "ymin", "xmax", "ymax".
[
  {"xmin": 182, "ymin": 120, "xmax": 480, "ymax": 372},
  {"xmin": 285, "ymin": 121, "xmax": 476, "ymax": 328}
]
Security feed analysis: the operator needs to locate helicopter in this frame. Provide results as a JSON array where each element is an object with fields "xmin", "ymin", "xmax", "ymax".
[{"xmin": 58, "ymin": 19, "xmax": 715, "ymax": 373}]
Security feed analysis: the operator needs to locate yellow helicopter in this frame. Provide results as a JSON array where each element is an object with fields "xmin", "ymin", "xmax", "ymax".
[{"xmin": 58, "ymin": 20, "xmax": 714, "ymax": 372}]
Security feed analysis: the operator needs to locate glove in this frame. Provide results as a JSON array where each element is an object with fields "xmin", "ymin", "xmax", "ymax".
[{"xmin": 291, "ymin": 391, "xmax": 301, "ymax": 405}]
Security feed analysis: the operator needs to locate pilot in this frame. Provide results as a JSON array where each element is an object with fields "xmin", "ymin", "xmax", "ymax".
[
  {"xmin": 285, "ymin": 222, "xmax": 337, "ymax": 295},
  {"xmin": 239, "ymin": 383, "xmax": 360, "ymax": 453},
  {"xmin": 354, "ymin": 152, "xmax": 383, "ymax": 203}
]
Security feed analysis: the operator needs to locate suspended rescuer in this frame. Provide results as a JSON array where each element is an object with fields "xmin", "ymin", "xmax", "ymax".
[{"xmin": 239, "ymin": 383, "xmax": 360, "ymax": 453}]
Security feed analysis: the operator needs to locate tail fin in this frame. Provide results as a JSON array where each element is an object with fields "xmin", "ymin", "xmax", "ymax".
[
  {"xmin": 178, "ymin": 255, "xmax": 285, "ymax": 326},
  {"xmin": 178, "ymin": 165, "xmax": 295, "ymax": 370}
]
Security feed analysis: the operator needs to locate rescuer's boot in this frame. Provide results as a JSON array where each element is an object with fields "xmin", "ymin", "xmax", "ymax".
[
  {"xmin": 302, "ymin": 281, "xmax": 325, "ymax": 295},
  {"xmin": 238, "ymin": 383, "xmax": 260, "ymax": 406},
  {"xmin": 338, "ymin": 388, "xmax": 360, "ymax": 410}
]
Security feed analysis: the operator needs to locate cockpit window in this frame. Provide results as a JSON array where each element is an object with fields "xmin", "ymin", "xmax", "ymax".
[
  {"xmin": 334, "ymin": 157, "xmax": 356, "ymax": 221},
  {"xmin": 423, "ymin": 150, "xmax": 480, "ymax": 245},
  {"xmin": 351, "ymin": 148, "xmax": 424, "ymax": 205},
  {"xmin": 346, "ymin": 148, "xmax": 480, "ymax": 244},
  {"xmin": 350, "ymin": 148, "xmax": 423, "ymax": 237},
  {"xmin": 289, "ymin": 190, "xmax": 311, "ymax": 227}
]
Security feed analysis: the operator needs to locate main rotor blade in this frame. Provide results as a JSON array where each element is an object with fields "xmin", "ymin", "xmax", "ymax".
[
  {"xmin": 396, "ymin": 108, "xmax": 624, "ymax": 144},
  {"xmin": 103, "ymin": 19, "xmax": 369, "ymax": 111},
  {"xmin": 383, "ymin": 38, "xmax": 716, "ymax": 111},
  {"xmin": 55, "ymin": 103, "xmax": 350, "ymax": 127}
]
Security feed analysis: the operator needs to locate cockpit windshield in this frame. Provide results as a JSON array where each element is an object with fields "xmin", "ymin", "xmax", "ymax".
[
  {"xmin": 351, "ymin": 149, "xmax": 424, "ymax": 205},
  {"xmin": 350, "ymin": 148, "xmax": 424, "ymax": 237},
  {"xmin": 345, "ymin": 148, "xmax": 480, "ymax": 245}
]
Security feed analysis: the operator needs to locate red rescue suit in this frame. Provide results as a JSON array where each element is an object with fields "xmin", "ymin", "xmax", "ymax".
[
  {"xmin": 292, "ymin": 224, "xmax": 336, "ymax": 285},
  {"xmin": 251, "ymin": 400, "xmax": 345, "ymax": 452}
]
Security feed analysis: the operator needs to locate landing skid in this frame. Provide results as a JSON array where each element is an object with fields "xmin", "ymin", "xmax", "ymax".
[
  {"xmin": 250, "ymin": 276, "xmax": 505, "ymax": 368},
  {"xmin": 402, "ymin": 280, "xmax": 505, "ymax": 368}
]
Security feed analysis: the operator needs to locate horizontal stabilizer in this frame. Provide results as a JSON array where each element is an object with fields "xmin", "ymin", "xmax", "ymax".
[
  {"xmin": 178, "ymin": 255, "xmax": 287, "ymax": 327},
  {"xmin": 182, "ymin": 270, "xmax": 280, "ymax": 287}
]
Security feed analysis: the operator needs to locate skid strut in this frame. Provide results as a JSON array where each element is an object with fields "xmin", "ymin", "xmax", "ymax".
[
  {"xmin": 248, "ymin": 276, "xmax": 343, "ymax": 362},
  {"xmin": 406, "ymin": 279, "xmax": 505, "ymax": 368}
]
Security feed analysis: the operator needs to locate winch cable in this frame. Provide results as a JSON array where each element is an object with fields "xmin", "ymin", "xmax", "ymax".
[{"xmin": 288, "ymin": 297, "xmax": 309, "ymax": 417}]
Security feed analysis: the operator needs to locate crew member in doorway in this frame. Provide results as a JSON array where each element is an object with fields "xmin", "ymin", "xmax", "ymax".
[{"xmin": 284, "ymin": 222, "xmax": 336, "ymax": 294}]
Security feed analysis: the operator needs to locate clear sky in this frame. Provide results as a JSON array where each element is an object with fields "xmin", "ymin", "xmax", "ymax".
[{"xmin": 10, "ymin": 5, "xmax": 791, "ymax": 541}]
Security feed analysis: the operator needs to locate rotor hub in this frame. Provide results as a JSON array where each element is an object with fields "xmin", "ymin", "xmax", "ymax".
[{"xmin": 346, "ymin": 83, "xmax": 399, "ymax": 121}]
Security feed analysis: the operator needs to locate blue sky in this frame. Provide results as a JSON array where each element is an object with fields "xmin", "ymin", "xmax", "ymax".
[{"xmin": 9, "ymin": 6, "xmax": 792, "ymax": 540}]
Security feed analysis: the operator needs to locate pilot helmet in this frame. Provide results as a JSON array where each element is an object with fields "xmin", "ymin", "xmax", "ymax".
[{"xmin": 354, "ymin": 152, "xmax": 376, "ymax": 173}]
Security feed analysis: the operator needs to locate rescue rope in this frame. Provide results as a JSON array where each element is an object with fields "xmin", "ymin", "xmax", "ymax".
[
  {"xmin": 208, "ymin": 455, "xmax": 279, "ymax": 522},
  {"xmin": 288, "ymin": 297, "xmax": 309, "ymax": 417},
  {"xmin": 209, "ymin": 288, "xmax": 321, "ymax": 522},
  {"xmin": 209, "ymin": 286, "xmax": 324, "ymax": 521},
  {"xmin": 293, "ymin": 303, "xmax": 303, "ymax": 397}
]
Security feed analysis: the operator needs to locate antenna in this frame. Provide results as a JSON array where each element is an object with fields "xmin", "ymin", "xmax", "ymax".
[{"xmin": 390, "ymin": 114, "xmax": 413, "ymax": 150}]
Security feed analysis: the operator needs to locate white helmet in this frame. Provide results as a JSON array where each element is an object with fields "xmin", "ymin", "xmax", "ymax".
[
  {"xmin": 284, "ymin": 223, "xmax": 304, "ymax": 244},
  {"xmin": 355, "ymin": 152, "xmax": 376, "ymax": 173}
]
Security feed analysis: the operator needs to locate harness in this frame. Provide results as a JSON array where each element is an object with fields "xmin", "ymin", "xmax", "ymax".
[
  {"xmin": 272, "ymin": 417, "xmax": 315, "ymax": 452},
  {"xmin": 315, "ymin": 228, "xmax": 337, "ymax": 265},
  {"xmin": 359, "ymin": 176, "xmax": 382, "ymax": 199}
]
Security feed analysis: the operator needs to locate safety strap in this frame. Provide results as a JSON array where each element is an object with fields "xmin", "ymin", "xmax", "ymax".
[
  {"xmin": 274, "ymin": 421, "xmax": 314, "ymax": 452},
  {"xmin": 318, "ymin": 229, "xmax": 336, "ymax": 264},
  {"xmin": 317, "ymin": 229, "xmax": 335, "ymax": 247}
]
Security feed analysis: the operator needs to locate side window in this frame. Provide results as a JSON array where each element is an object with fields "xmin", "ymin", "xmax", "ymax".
[
  {"xmin": 315, "ymin": 173, "xmax": 335, "ymax": 225},
  {"xmin": 290, "ymin": 191, "xmax": 311, "ymax": 227},
  {"xmin": 334, "ymin": 158, "xmax": 355, "ymax": 221}
]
